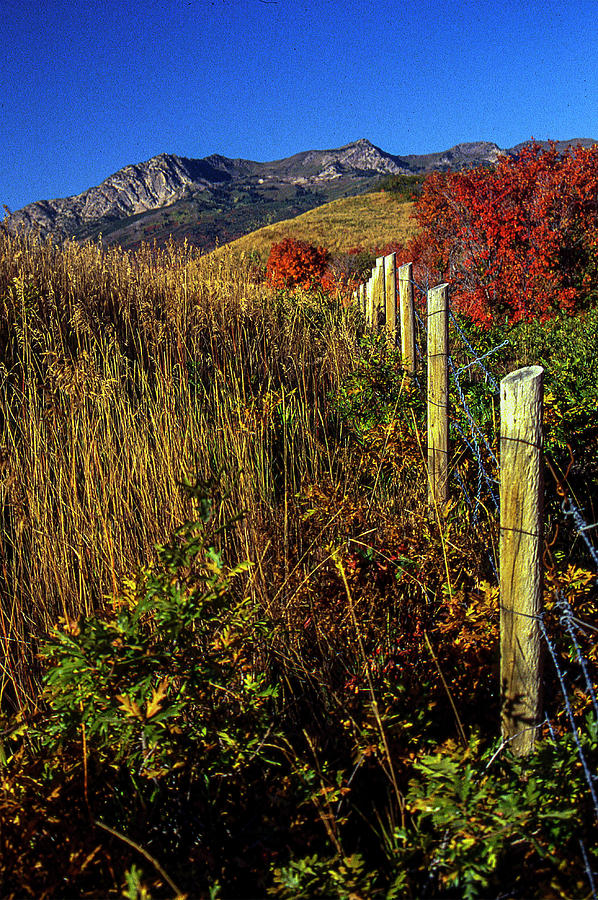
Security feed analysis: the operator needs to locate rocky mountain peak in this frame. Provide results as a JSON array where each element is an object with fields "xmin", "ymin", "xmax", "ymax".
[
  {"xmin": 333, "ymin": 138, "xmax": 402, "ymax": 173},
  {"xmin": 5, "ymin": 136, "xmax": 597, "ymax": 249}
]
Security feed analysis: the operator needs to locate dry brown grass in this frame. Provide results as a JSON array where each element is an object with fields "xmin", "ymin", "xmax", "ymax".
[
  {"xmin": 220, "ymin": 191, "xmax": 418, "ymax": 260},
  {"xmin": 0, "ymin": 228, "xmax": 376, "ymax": 709}
]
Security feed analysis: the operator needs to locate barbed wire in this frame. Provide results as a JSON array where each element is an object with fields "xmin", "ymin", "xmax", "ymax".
[
  {"xmin": 580, "ymin": 838, "xmax": 598, "ymax": 900},
  {"xmin": 562, "ymin": 498, "xmax": 598, "ymax": 575},
  {"xmin": 540, "ymin": 615, "xmax": 598, "ymax": 818},
  {"xmin": 553, "ymin": 588, "xmax": 598, "ymax": 722},
  {"xmin": 448, "ymin": 360, "xmax": 499, "ymax": 482},
  {"xmin": 355, "ymin": 265, "xmax": 598, "ymax": 890},
  {"xmin": 448, "ymin": 309, "xmax": 508, "ymax": 391}
]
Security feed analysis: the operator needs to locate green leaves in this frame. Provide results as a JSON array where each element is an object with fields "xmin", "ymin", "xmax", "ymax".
[
  {"xmin": 36, "ymin": 480, "xmax": 278, "ymax": 783},
  {"xmin": 269, "ymin": 852, "xmax": 378, "ymax": 899},
  {"xmin": 403, "ymin": 734, "xmax": 591, "ymax": 899}
]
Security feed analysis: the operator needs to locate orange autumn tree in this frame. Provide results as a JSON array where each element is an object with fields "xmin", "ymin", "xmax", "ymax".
[
  {"xmin": 266, "ymin": 238, "xmax": 330, "ymax": 291},
  {"xmin": 407, "ymin": 142, "xmax": 598, "ymax": 325}
]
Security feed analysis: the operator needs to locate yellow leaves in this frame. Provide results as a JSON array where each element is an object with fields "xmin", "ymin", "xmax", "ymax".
[
  {"xmin": 560, "ymin": 564, "xmax": 595, "ymax": 593},
  {"xmin": 545, "ymin": 563, "xmax": 596, "ymax": 607},
  {"xmin": 59, "ymin": 614, "xmax": 81, "ymax": 636},
  {"xmin": 480, "ymin": 580, "xmax": 500, "ymax": 606},
  {"xmin": 117, "ymin": 679, "xmax": 169, "ymax": 721},
  {"xmin": 116, "ymin": 694, "xmax": 143, "ymax": 720},
  {"xmin": 409, "ymin": 797, "xmax": 436, "ymax": 815},
  {"xmin": 108, "ymin": 575, "xmax": 141, "ymax": 612},
  {"xmin": 145, "ymin": 680, "xmax": 169, "ymax": 720}
]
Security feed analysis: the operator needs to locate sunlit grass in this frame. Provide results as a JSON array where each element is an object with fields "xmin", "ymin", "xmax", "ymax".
[
  {"xmin": 0, "ymin": 229, "xmax": 379, "ymax": 708},
  {"xmin": 220, "ymin": 190, "xmax": 418, "ymax": 259}
]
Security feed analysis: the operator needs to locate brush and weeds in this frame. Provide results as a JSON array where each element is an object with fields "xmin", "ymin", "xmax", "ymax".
[{"xmin": 0, "ymin": 228, "xmax": 596, "ymax": 898}]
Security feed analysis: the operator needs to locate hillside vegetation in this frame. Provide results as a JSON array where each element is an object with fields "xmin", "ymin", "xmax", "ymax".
[
  {"xmin": 222, "ymin": 190, "xmax": 418, "ymax": 259},
  {"xmin": 0, "ymin": 145, "xmax": 597, "ymax": 899}
]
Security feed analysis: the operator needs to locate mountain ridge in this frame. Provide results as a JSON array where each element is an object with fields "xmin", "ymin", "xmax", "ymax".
[{"xmin": 4, "ymin": 137, "xmax": 596, "ymax": 252}]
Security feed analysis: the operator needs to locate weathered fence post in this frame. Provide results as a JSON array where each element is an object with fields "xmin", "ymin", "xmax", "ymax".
[
  {"xmin": 384, "ymin": 252, "xmax": 397, "ymax": 346},
  {"xmin": 398, "ymin": 263, "xmax": 416, "ymax": 379},
  {"xmin": 427, "ymin": 283, "xmax": 449, "ymax": 510},
  {"xmin": 365, "ymin": 275, "xmax": 374, "ymax": 328},
  {"xmin": 373, "ymin": 257, "xmax": 385, "ymax": 329},
  {"xmin": 500, "ymin": 365, "xmax": 544, "ymax": 755}
]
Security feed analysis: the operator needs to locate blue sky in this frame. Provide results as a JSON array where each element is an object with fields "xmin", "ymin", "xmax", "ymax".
[{"xmin": 2, "ymin": 0, "xmax": 597, "ymax": 211}]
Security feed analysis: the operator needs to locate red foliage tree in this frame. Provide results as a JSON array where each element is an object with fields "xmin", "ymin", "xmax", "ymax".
[
  {"xmin": 406, "ymin": 142, "xmax": 598, "ymax": 325},
  {"xmin": 266, "ymin": 238, "xmax": 330, "ymax": 291}
]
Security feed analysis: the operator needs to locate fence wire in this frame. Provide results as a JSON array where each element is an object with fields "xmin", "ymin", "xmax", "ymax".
[
  {"xmin": 411, "ymin": 278, "xmax": 501, "ymax": 566},
  {"xmin": 562, "ymin": 497, "xmax": 598, "ymax": 574},
  {"xmin": 447, "ymin": 301, "xmax": 598, "ymax": 893},
  {"xmin": 356, "ymin": 266, "xmax": 598, "ymax": 892}
]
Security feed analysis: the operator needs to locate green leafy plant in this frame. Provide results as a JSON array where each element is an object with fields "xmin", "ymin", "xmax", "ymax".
[
  {"xmin": 402, "ymin": 732, "xmax": 594, "ymax": 899},
  {"xmin": 268, "ymin": 852, "xmax": 380, "ymax": 899},
  {"xmin": 39, "ymin": 475, "xmax": 278, "ymax": 780},
  {"xmin": 1, "ymin": 476, "xmax": 286, "ymax": 897},
  {"xmin": 511, "ymin": 308, "xmax": 598, "ymax": 454},
  {"xmin": 332, "ymin": 339, "xmax": 424, "ymax": 438}
]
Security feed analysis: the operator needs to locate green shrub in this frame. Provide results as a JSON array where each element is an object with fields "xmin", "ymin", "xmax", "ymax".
[
  {"xmin": 1, "ymin": 476, "xmax": 285, "ymax": 896},
  {"xmin": 400, "ymin": 730, "xmax": 596, "ymax": 899}
]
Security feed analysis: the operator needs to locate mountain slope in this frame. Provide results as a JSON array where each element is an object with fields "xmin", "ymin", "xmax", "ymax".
[{"xmin": 4, "ymin": 137, "xmax": 596, "ymax": 252}]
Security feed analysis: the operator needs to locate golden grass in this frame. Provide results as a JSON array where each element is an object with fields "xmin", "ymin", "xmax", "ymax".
[
  {"xmin": 221, "ymin": 191, "xmax": 418, "ymax": 259},
  {"xmin": 0, "ymin": 229, "xmax": 375, "ymax": 708}
]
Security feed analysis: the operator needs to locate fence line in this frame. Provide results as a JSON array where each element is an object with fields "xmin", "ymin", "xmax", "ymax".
[
  {"xmin": 354, "ymin": 256, "xmax": 501, "ymax": 529},
  {"xmin": 353, "ymin": 254, "xmax": 598, "ymax": 888}
]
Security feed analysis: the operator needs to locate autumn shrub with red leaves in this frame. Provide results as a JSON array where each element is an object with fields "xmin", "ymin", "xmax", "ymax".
[
  {"xmin": 266, "ymin": 238, "xmax": 361, "ymax": 306},
  {"xmin": 266, "ymin": 238, "xmax": 331, "ymax": 291},
  {"xmin": 405, "ymin": 142, "xmax": 598, "ymax": 325}
]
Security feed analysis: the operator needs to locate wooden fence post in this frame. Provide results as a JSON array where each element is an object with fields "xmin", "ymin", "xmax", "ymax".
[
  {"xmin": 500, "ymin": 365, "xmax": 544, "ymax": 755},
  {"xmin": 427, "ymin": 283, "xmax": 449, "ymax": 510},
  {"xmin": 366, "ymin": 275, "xmax": 374, "ymax": 328},
  {"xmin": 373, "ymin": 257, "xmax": 385, "ymax": 329},
  {"xmin": 384, "ymin": 253, "xmax": 397, "ymax": 346},
  {"xmin": 398, "ymin": 263, "xmax": 416, "ymax": 379}
]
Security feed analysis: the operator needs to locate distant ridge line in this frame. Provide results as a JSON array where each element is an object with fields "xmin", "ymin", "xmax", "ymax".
[{"xmin": 4, "ymin": 137, "xmax": 597, "ymax": 252}]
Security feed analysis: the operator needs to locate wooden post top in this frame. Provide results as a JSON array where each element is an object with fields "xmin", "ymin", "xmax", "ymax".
[{"xmin": 501, "ymin": 365, "xmax": 544, "ymax": 387}]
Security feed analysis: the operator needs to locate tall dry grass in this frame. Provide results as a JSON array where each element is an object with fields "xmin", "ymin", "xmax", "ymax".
[{"xmin": 0, "ymin": 228, "xmax": 373, "ymax": 709}]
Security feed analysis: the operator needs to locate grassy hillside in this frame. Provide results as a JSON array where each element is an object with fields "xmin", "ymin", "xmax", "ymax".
[{"xmin": 223, "ymin": 190, "xmax": 418, "ymax": 258}]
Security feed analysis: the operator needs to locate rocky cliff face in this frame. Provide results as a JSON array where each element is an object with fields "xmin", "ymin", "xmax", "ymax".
[
  {"xmin": 293, "ymin": 138, "xmax": 405, "ymax": 176},
  {"xmin": 8, "ymin": 153, "xmax": 218, "ymax": 240},
  {"xmin": 5, "ymin": 137, "xmax": 596, "ymax": 249}
]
